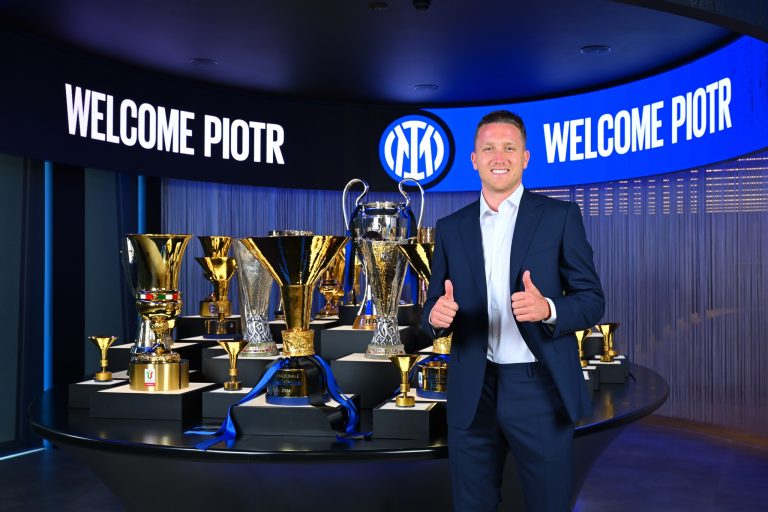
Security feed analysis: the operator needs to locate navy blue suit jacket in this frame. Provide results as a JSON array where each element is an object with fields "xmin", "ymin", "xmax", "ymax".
[{"xmin": 422, "ymin": 189, "xmax": 604, "ymax": 429}]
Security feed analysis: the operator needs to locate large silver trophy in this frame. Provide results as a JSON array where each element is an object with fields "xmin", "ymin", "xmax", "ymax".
[
  {"xmin": 233, "ymin": 239, "xmax": 278, "ymax": 357},
  {"xmin": 343, "ymin": 178, "xmax": 424, "ymax": 358}
]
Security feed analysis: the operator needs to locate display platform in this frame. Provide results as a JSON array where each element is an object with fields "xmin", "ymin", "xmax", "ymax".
[{"xmin": 30, "ymin": 365, "xmax": 667, "ymax": 512}]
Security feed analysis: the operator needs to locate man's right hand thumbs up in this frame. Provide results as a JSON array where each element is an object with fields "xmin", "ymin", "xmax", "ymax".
[{"xmin": 429, "ymin": 279, "xmax": 459, "ymax": 329}]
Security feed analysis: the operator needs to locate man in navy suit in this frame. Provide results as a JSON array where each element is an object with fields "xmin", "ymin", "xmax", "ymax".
[{"xmin": 422, "ymin": 110, "xmax": 604, "ymax": 511}]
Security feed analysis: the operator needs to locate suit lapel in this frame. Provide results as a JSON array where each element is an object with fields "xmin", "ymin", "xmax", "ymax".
[
  {"xmin": 509, "ymin": 190, "xmax": 544, "ymax": 284},
  {"xmin": 459, "ymin": 201, "xmax": 487, "ymax": 302}
]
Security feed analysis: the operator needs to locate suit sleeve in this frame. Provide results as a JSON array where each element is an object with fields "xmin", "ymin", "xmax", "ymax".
[
  {"xmin": 549, "ymin": 202, "xmax": 605, "ymax": 338},
  {"xmin": 421, "ymin": 218, "xmax": 451, "ymax": 338}
]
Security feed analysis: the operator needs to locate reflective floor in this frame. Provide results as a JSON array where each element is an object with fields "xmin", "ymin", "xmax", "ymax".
[{"xmin": 1, "ymin": 417, "xmax": 767, "ymax": 511}]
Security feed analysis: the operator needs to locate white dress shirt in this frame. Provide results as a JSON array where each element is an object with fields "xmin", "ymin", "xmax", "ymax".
[{"xmin": 480, "ymin": 185, "xmax": 555, "ymax": 363}]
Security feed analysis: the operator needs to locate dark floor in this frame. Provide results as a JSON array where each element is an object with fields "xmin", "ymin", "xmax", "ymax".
[{"xmin": 1, "ymin": 418, "xmax": 767, "ymax": 511}]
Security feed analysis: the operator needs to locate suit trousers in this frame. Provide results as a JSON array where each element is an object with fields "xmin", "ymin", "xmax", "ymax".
[{"xmin": 447, "ymin": 360, "xmax": 574, "ymax": 512}]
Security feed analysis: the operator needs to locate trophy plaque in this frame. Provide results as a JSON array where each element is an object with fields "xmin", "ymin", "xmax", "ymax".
[
  {"xmin": 196, "ymin": 256, "xmax": 239, "ymax": 335},
  {"xmin": 218, "ymin": 340, "xmax": 249, "ymax": 391},
  {"xmin": 233, "ymin": 240, "xmax": 278, "ymax": 357},
  {"xmin": 197, "ymin": 236, "xmax": 233, "ymax": 317},
  {"xmin": 124, "ymin": 233, "xmax": 192, "ymax": 392},
  {"xmin": 342, "ymin": 178, "xmax": 424, "ymax": 330},
  {"xmin": 390, "ymin": 354, "xmax": 420, "ymax": 407},
  {"xmin": 574, "ymin": 328, "xmax": 592, "ymax": 367},
  {"xmin": 597, "ymin": 322, "xmax": 621, "ymax": 362},
  {"xmin": 240, "ymin": 233, "xmax": 347, "ymax": 404},
  {"xmin": 89, "ymin": 335, "xmax": 119, "ymax": 381},
  {"xmin": 359, "ymin": 238, "xmax": 409, "ymax": 358}
]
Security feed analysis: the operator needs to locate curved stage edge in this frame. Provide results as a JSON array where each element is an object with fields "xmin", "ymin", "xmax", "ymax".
[{"xmin": 30, "ymin": 364, "xmax": 668, "ymax": 511}]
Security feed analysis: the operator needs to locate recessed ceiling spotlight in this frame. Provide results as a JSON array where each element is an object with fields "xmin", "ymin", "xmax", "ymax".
[
  {"xmin": 414, "ymin": 84, "xmax": 439, "ymax": 91},
  {"xmin": 580, "ymin": 45, "xmax": 612, "ymax": 55},
  {"xmin": 368, "ymin": 1, "xmax": 389, "ymax": 10},
  {"xmin": 189, "ymin": 58, "xmax": 218, "ymax": 66}
]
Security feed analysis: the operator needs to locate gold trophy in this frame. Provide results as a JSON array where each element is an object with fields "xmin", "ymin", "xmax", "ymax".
[
  {"xmin": 240, "ymin": 234, "xmax": 347, "ymax": 403},
  {"xmin": 217, "ymin": 340, "xmax": 249, "ymax": 391},
  {"xmin": 574, "ymin": 328, "xmax": 592, "ymax": 367},
  {"xmin": 89, "ymin": 335, "xmax": 118, "ymax": 381},
  {"xmin": 198, "ymin": 236, "xmax": 233, "ymax": 317},
  {"xmin": 196, "ymin": 256, "xmax": 239, "ymax": 334},
  {"xmin": 124, "ymin": 234, "xmax": 192, "ymax": 392},
  {"xmin": 597, "ymin": 322, "xmax": 621, "ymax": 362},
  {"xmin": 390, "ymin": 354, "xmax": 420, "ymax": 407},
  {"xmin": 316, "ymin": 249, "xmax": 346, "ymax": 319}
]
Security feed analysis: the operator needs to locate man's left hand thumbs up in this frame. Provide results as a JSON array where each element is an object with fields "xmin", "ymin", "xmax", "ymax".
[{"xmin": 512, "ymin": 270, "xmax": 551, "ymax": 322}]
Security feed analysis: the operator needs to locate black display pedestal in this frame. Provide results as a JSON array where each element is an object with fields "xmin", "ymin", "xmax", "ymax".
[
  {"xmin": 330, "ymin": 353, "xmax": 401, "ymax": 408},
  {"xmin": 202, "ymin": 386, "xmax": 252, "ymax": 419},
  {"xmin": 231, "ymin": 394, "xmax": 360, "ymax": 437},
  {"xmin": 319, "ymin": 325, "xmax": 419, "ymax": 360},
  {"xmin": 202, "ymin": 351, "xmax": 280, "ymax": 387},
  {"xmin": 68, "ymin": 379, "xmax": 127, "ymax": 408},
  {"xmin": 373, "ymin": 399, "xmax": 447, "ymax": 441},
  {"xmin": 90, "ymin": 382, "xmax": 216, "ymax": 420},
  {"xmin": 588, "ymin": 356, "xmax": 629, "ymax": 384}
]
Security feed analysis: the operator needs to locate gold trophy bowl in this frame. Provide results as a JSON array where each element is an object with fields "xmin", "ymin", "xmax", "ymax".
[
  {"xmin": 240, "ymin": 234, "xmax": 348, "ymax": 357},
  {"xmin": 390, "ymin": 354, "xmax": 420, "ymax": 407},
  {"xmin": 597, "ymin": 322, "xmax": 621, "ymax": 362},
  {"xmin": 89, "ymin": 335, "xmax": 119, "ymax": 381},
  {"xmin": 124, "ymin": 233, "xmax": 192, "ymax": 392},
  {"xmin": 217, "ymin": 340, "xmax": 249, "ymax": 391},
  {"xmin": 574, "ymin": 328, "xmax": 592, "ymax": 367}
]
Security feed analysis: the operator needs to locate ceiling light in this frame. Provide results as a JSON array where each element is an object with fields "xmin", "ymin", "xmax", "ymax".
[{"xmin": 189, "ymin": 58, "xmax": 218, "ymax": 66}]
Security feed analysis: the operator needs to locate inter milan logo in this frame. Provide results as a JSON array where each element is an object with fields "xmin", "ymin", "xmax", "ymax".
[{"xmin": 379, "ymin": 114, "xmax": 452, "ymax": 187}]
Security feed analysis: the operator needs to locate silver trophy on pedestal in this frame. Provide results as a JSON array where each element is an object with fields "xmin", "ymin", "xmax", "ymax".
[
  {"xmin": 233, "ymin": 239, "xmax": 278, "ymax": 357},
  {"xmin": 342, "ymin": 178, "xmax": 424, "ymax": 358}
]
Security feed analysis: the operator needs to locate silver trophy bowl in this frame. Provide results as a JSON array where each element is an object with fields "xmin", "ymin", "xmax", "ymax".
[{"xmin": 234, "ymin": 239, "xmax": 278, "ymax": 357}]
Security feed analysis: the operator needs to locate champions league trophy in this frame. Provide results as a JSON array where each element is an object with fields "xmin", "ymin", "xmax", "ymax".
[
  {"xmin": 342, "ymin": 178, "xmax": 424, "ymax": 344},
  {"xmin": 233, "ymin": 239, "xmax": 278, "ymax": 357},
  {"xmin": 399, "ymin": 227, "xmax": 451, "ymax": 399},
  {"xmin": 198, "ymin": 236, "xmax": 233, "ymax": 317},
  {"xmin": 124, "ymin": 234, "xmax": 192, "ymax": 391}
]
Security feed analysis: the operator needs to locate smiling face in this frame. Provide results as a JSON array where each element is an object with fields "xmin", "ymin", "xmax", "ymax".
[{"xmin": 471, "ymin": 122, "xmax": 530, "ymax": 210}]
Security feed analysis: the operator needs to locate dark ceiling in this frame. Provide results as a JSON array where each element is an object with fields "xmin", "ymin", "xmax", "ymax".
[{"xmin": 0, "ymin": 0, "xmax": 736, "ymax": 105}]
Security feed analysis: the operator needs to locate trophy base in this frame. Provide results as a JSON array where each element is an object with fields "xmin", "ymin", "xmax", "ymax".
[
  {"xmin": 266, "ymin": 367, "xmax": 309, "ymax": 402},
  {"xmin": 223, "ymin": 380, "xmax": 243, "ymax": 391},
  {"xmin": 353, "ymin": 314, "xmax": 376, "ymax": 330},
  {"xmin": 365, "ymin": 343, "xmax": 405, "ymax": 359},
  {"xmin": 416, "ymin": 388, "xmax": 447, "ymax": 400},
  {"xmin": 128, "ymin": 360, "xmax": 190, "ymax": 391},
  {"xmin": 280, "ymin": 329, "xmax": 316, "ymax": 357},
  {"xmin": 419, "ymin": 361, "xmax": 448, "ymax": 396},
  {"xmin": 432, "ymin": 335, "xmax": 452, "ymax": 355},
  {"xmin": 200, "ymin": 300, "xmax": 231, "ymax": 318},
  {"xmin": 240, "ymin": 342, "xmax": 279, "ymax": 358},
  {"xmin": 68, "ymin": 379, "xmax": 126, "ymax": 408},
  {"xmin": 589, "ymin": 358, "xmax": 629, "ymax": 384},
  {"xmin": 203, "ymin": 318, "xmax": 241, "ymax": 336},
  {"xmin": 94, "ymin": 371, "xmax": 113, "ymax": 382},
  {"xmin": 395, "ymin": 394, "xmax": 416, "ymax": 407}
]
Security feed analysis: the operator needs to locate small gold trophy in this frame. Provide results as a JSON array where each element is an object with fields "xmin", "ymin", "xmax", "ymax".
[
  {"xmin": 316, "ymin": 249, "xmax": 346, "ymax": 319},
  {"xmin": 574, "ymin": 328, "xmax": 592, "ymax": 367},
  {"xmin": 240, "ymin": 234, "xmax": 348, "ymax": 404},
  {"xmin": 390, "ymin": 354, "xmax": 420, "ymax": 407},
  {"xmin": 197, "ymin": 236, "xmax": 233, "ymax": 317},
  {"xmin": 124, "ymin": 233, "xmax": 192, "ymax": 392},
  {"xmin": 89, "ymin": 335, "xmax": 118, "ymax": 381},
  {"xmin": 196, "ymin": 256, "xmax": 239, "ymax": 334},
  {"xmin": 217, "ymin": 340, "xmax": 248, "ymax": 391},
  {"xmin": 597, "ymin": 322, "xmax": 621, "ymax": 362}
]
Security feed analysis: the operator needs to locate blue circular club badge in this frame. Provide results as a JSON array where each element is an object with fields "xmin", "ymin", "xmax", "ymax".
[{"xmin": 379, "ymin": 114, "xmax": 452, "ymax": 187}]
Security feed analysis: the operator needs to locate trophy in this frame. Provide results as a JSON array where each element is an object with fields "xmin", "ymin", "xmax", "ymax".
[
  {"xmin": 196, "ymin": 256, "xmax": 239, "ymax": 335},
  {"xmin": 124, "ymin": 234, "xmax": 192, "ymax": 391},
  {"xmin": 89, "ymin": 335, "xmax": 118, "ymax": 381},
  {"xmin": 233, "ymin": 240, "xmax": 278, "ymax": 357},
  {"xmin": 197, "ymin": 236, "xmax": 233, "ymax": 317},
  {"xmin": 342, "ymin": 178, "xmax": 424, "ymax": 330},
  {"xmin": 267, "ymin": 230, "xmax": 313, "ymax": 321},
  {"xmin": 597, "ymin": 322, "xmax": 621, "ymax": 362},
  {"xmin": 316, "ymin": 249, "xmax": 346, "ymax": 319},
  {"xmin": 240, "ymin": 234, "xmax": 347, "ymax": 404},
  {"xmin": 359, "ymin": 238, "xmax": 409, "ymax": 358},
  {"xmin": 217, "ymin": 340, "xmax": 249, "ymax": 391},
  {"xmin": 390, "ymin": 354, "xmax": 420, "ymax": 407},
  {"xmin": 399, "ymin": 227, "xmax": 452, "ymax": 398},
  {"xmin": 574, "ymin": 328, "xmax": 592, "ymax": 367}
]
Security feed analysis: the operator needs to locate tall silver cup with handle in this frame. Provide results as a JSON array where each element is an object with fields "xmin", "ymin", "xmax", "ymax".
[{"xmin": 342, "ymin": 178, "xmax": 424, "ymax": 357}]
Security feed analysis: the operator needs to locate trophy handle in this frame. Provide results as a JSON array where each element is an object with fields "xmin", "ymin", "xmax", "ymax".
[
  {"xmin": 342, "ymin": 178, "xmax": 369, "ymax": 231},
  {"xmin": 398, "ymin": 178, "xmax": 425, "ymax": 230}
]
